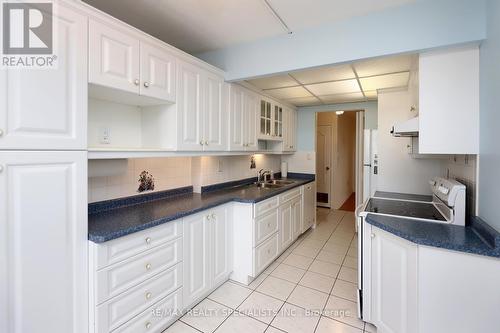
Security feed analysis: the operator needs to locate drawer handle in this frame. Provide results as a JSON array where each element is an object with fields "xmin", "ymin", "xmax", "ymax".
[
  {"xmin": 145, "ymin": 263, "xmax": 152, "ymax": 270},
  {"xmin": 145, "ymin": 292, "xmax": 152, "ymax": 300},
  {"xmin": 145, "ymin": 237, "xmax": 151, "ymax": 245},
  {"xmin": 145, "ymin": 322, "xmax": 152, "ymax": 329}
]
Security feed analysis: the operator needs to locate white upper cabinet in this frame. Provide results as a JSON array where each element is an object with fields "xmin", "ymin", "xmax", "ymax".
[
  {"xmin": 228, "ymin": 84, "xmax": 258, "ymax": 151},
  {"xmin": 283, "ymin": 107, "xmax": 297, "ymax": 152},
  {"xmin": 203, "ymin": 74, "xmax": 227, "ymax": 151},
  {"xmin": 89, "ymin": 19, "xmax": 140, "ymax": 94},
  {"xmin": 418, "ymin": 45, "xmax": 479, "ymax": 154},
  {"xmin": 89, "ymin": 19, "xmax": 176, "ymax": 104},
  {"xmin": 177, "ymin": 61, "xmax": 203, "ymax": 150},
  {"xmin": 258, "ymin": 99, "xmax": 283, "ymax": 141},
  {"xmin": 0, "ymin": 3, "xmax": 87, "ymax": 150},
  {"xmin": 140, "ymin": 42, "xmax": 176, "ymax": 102},
  {"xmin": 0, "ymin": 151, "xmax": 88, "ymax": 333}
]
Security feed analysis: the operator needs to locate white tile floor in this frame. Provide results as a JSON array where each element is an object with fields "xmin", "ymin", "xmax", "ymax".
[{"xmin": 165, "ymin": 208, "xmax": 377, "ymax": 333}]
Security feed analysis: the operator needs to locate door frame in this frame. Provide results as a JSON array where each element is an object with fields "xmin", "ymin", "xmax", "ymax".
[
  {"xmin": 315, "ymin": 124, "xmax": 333, "ymax": 208},
  {"xmin": 315, "ymin": 110, "xmax": 365, "ymax": 210}
]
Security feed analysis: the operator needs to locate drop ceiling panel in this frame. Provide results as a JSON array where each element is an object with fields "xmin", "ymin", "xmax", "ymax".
[
  {"xmin": 285, "ymin": 96, "xmax": 322, "ymax": 106},
  {"xmin": 354, "ymin": 55, "xmax": 413, "ymax": 77},
  {"xmin": 319, "ymin": 92, "xmax": 365, "ymax": 104},
  {"xmin": 305, "ymin": 79, "xmax": 360, "ymax": 96},
  {"xmin": 291, "ymin": 64, "xmax": 355, "ymax": 84},
  {"xmin": 265, "ymin": 86, "xmax": 312, "ymax": 99},
  {"xmin": 360, "ymin": 72, "xmax": 410, "ymax": 91},
  {"xmin": 364, "ymin": 90, "xmax": 378, "ymax": 100},
  {"xmin": 247, "ymin": 75, "xmax": 297, "ymax": 90}
]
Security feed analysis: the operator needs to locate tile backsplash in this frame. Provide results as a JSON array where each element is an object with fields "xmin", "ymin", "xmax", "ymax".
[
  {"xmin": 442, "ymin": 154, "xmax": 477, "ymax": 217},
  {"xmin": 88, "ymin": 154, "xmax": 282, "ymax": 202}
]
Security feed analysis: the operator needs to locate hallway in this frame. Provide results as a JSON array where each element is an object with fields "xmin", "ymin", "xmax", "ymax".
[{"xmin": 165, "ymin": 209, "xmax": 376, "ymax": 333}]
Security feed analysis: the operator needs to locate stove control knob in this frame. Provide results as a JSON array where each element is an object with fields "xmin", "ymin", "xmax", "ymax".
[{"xmin": 438, "ymin": 186, "xmax": 449, "ymax": 195}]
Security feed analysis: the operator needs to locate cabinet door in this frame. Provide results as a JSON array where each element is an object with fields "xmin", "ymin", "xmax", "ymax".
[
  {"xmin": 89, "ymin": 19, "xmax": 140, "ymax": 94},
  {"xmin": 0, "ymin": 3, "xmax": 87, "ymax": 150},
  {"xmin": 183, "ymin": 212, "xmax": 212, "ymax": 307},
  {"xmin": 282, "ymin": 108, "xmax": 292, "ymax": 152},
  {"xmin": 228, "ymin": 84, "xmax": 245, "ymax": 151},
  {"xmin": 203, "ymin": 74, "xmax": 227, "ymax": 151},
  {"xmin": 291, "ymin": 197, "xmax": 302, "ymax": 239},
  {"xmin": 0, "ymin": 151, "xmax": 87, "ymax": 333},
  {"xmin": 289, "ymin": 109, "xmax": 297, "ymax": 151},
  {"xmin": 279, "ymin": 201, "xmax": 293, "ymax": 252},
  {"xmin": 302, "ymin": 182, "xmax": 316, "ymax": 232},
  {"xmin": 371, "ymin": 227, "xmax": 417, "ymax": 333},
  {"xmin": 274, "ymin": 105, "xmax": 283, "ymax": 139},
  {"xmin": 177, "ymin": 61, "xmax": 203, "ymax": 151},
  {"xmin": 245, "ymin": 91, "xmax": 258, "ymax": 151},
  {"xmin": 212, "ymin": 205, "xmax": 232, "ymax": 285},
  {"xmin": 140, "ymin": 42, "xmax": 176, "ymax": 102}
]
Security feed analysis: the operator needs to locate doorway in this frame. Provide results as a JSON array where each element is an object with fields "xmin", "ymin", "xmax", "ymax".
[{"xmin": 315, "ymin": 110, "xmax": 364, "ymax": 211}]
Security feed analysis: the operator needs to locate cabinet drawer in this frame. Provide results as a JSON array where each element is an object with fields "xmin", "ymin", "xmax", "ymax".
[
  {"xmin": 254, "ymin": 196, "xmax": 279, "ymax": 218},
  {"xmin": 254, "ymin": 210, "xmax": 279, "ymax": 247},
  {"xmin": 112, "ymin": 288, "xmax": 183, "ymax": 333},
  {"xmin": 95, "ymin": 220, "xmax": 182, "ymax": 270},
  {"xmin": 279, "ymin": 187, "xmax": 301, "ymax": 203},
  {"xmin": 96, "ymin": 238, "xmax": 182, "ymax": 304},
  {"xmin": 97, "ymin": 263, "xmax": 182, "ymax": 332},
  {"xmin": 253, "ymin": 232, "xmax": 279, "ymax": 276}
]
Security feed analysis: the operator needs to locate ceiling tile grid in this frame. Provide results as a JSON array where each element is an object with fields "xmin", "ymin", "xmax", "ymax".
[{"xmin": 246, "ymin": 54, "xmax": 416, "ymax": 107}]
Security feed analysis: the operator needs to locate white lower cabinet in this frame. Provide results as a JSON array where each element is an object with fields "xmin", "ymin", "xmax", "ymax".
[
  {"xmin": 302, "ymin": 182, "xmax": 316, "ymax": 233},
  {"xmin": 370, "ymin": 227, "xmax": 417, "ymax": 333},
  {"xmin": 231, "ymin": 185, "xmax": 308, "ymax": 284},
  {"xmin": 183, "ymin": 204, "xmax": 232, "ymax": 308},
  {"xmin": 0, "ymin": 151, "xmax": 88, "ymax": 333}
]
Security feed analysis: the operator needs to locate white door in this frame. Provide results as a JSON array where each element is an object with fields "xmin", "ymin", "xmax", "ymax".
[
  {"xmin": 279, "ymin": 201, "xmax": 293, "ymax": 251},
  {"xmin": 0, "ymin": 151, "xmax": 88, "ymax": 333},
  {"xmin": 0, "ymin": 3, "xmax": 87, "ymax": 150},
  {"xmin": 228, "ymin": 85, "xmax": 245, "ymax": 151},
  {"xmin": 177, "ymin": 61, "xmax": 203, "ymax": 151},
  {"xmin": 291, "ymin": 197, "xmax": 302, "ymax": 239},
  {"xmin": 89, "ymin": 19, "xmax": 140, "ymax": 94},
  {"xmin": 140, "ymin": 42, "xmax": 176, "ymax": 102},
  {"xmin": 371, "ymin": 227, "xmax": 418, "ymax": 333},
  {"xmin": 316, "ymin": 125, "xmax": 332, "ymax": 208},
  {"xmin": 244, "ymin": 90, "xmax": 258, "ymax": 151},
  {"xmin": 203, "ymin": 74, "xmax": 227, "ymax": 151},
  {"xmin": 211, "ymin": 205, "xmax": 232, "ymax": 286}
]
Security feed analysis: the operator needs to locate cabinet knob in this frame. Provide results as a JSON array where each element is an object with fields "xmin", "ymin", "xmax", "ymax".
[
  {"xmin": 371, "ymin": 233, "xmax": 375, "ymax": 238},
  {"xmin": 145, "ymin": 263, "xmax": 152, "ymax": 270},
  {"xmin": 145, "ymin": 237, "xmax": 151, "ymax": 244},
  {"xmin": 145, "ymin": 322, "xmax": 152, "ymax": 329},
  {"xmin": 211, "ymin": 213, "xmax": 216, "ymax": 219},
  {"xmin": 145, "ymin": 292, "xmax": 152, "ymax": 299},
  {"xmin": 206, "ymin": 214, "xmax": 211, "ymax": 221},
  {"xmin": 200, "ymin": 141, "xmax": 204, "ymax": 146},
  {"xmin": 144, "ymin": 81, "xmax": 150, "ymax": 88},
  {"xmin": 134, "ymin": 79, "xmax": 140, "ymax": 86},
  {"xmin": 0, "ymin": 129, "xmax": 3, "ymax": 136},
  {"xmin": 205, "ymin": 140, "xmax": 209, "ymax": 146},
  {"xmin": 0, "ymin": 165, "xmax": 3, "ymax": 173}
]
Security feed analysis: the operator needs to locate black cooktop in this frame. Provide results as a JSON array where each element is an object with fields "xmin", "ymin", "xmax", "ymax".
[{"xmin": 365, "ymin": 198, "xmax": 446, "ymax": 221}]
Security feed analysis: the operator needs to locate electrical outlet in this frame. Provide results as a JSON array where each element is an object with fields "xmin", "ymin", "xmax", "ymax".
[{"xmin": 99, "ymin": 127, "xmax": 111, "ymax": 145}]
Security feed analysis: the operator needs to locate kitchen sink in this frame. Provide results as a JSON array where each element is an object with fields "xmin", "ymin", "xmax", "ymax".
[
  {"xmin": 255, "ymin": 182, "xmax": 283, "ymax": 189},
  {"xmin": 266, "ymin": 179, "xmax": 295, "ymax": 185}
]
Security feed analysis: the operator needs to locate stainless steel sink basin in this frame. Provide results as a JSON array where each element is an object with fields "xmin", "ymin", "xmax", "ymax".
[
  {"xmin": 266, "ymin": 179, "xmax": 294, "ymax": 185},
  {"xmin": 255, "ymin": 182, "xmax": 283, "ymax": 189}
]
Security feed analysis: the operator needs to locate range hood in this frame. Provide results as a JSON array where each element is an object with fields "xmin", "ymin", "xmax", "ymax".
[{"xmin": 391, "ymin": 116, "xmax": 419, "ymax": 137}]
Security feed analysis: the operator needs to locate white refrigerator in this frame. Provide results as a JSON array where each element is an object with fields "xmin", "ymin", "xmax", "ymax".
[{"xmin": 362, "ymin": 129, "xmax": 378, "ymax": 202}]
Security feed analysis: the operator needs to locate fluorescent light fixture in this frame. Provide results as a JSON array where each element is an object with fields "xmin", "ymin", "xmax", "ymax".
[{"xmin": 336, "ymin": 110, "xmax": 345, "ymax": 115}]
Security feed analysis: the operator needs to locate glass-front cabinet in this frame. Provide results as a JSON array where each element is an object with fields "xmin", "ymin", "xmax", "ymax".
[{"xmin": 259, "ymin": 98, "xmax": 283, "ymax": 140}]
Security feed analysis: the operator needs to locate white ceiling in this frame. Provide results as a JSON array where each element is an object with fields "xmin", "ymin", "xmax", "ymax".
[
  {"xmin": 83, "ymin": 0, "xmax": 416, "ymax": 54},
  {"xmin": 246, "ymin": 54, "xmax": 416, "ymax": 106}
]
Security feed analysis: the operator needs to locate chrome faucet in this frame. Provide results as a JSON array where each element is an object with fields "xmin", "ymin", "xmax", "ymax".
[{"xmin": 258, "ymin": 169, "xmax": 272, "ymax": 183}]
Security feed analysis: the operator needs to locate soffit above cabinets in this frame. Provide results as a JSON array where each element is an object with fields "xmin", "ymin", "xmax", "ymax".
[{"xmin": 244, "ymin": 53, "xmax": 416, "ymax": 107}]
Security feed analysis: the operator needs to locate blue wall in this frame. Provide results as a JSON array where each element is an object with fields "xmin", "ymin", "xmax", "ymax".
[
  {"xmin": 297, "ymin": 101, "xmax": 377, "ymax": 151},
  {"xmin": 198, "ymin": 0, "xmax": 486, "ymax": 81},
  {"xmin": 479, "ymin": 0, "xmax": 500, "ymax": 232}
]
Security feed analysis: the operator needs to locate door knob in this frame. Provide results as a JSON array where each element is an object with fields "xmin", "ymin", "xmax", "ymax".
[{"xmin": 326, "ymin": 166, "xmax": 330, "ymax": 171}]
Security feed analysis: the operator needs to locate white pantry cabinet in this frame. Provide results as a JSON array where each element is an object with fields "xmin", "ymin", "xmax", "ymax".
[
  {"xmin": 0, "ymin": 2, "xmax": 87, "ymax": 150},
  {"xmin": 183, "ymin": 204, "xmax": 232, "ymax": 307},
  {"xmin": 0, "ymin": 151, "xmax": 88, "ymax": 333},
  {"xmin": 228, "ymin": 84, "xmax": 258, "ymax": 151},
  {"xmin": 177, "ymin": 61, "xmax": 227, "ymax": 151},
  {"xmin": 418, "ymin": 45, "xmax": 479, "ymax": 154},
  {"xmin": 89, "ymin": 19, "xmax": 176, "ymax": 103}
]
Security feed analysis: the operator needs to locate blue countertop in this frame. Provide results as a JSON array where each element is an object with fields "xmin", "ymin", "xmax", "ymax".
[
  {"xmin": 89, "ymin": 175, "xmax": 314, "ymax": 243},
  {"xmin": 365, "ymin": 213, "xmax": 500, "ymax": 258}
]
